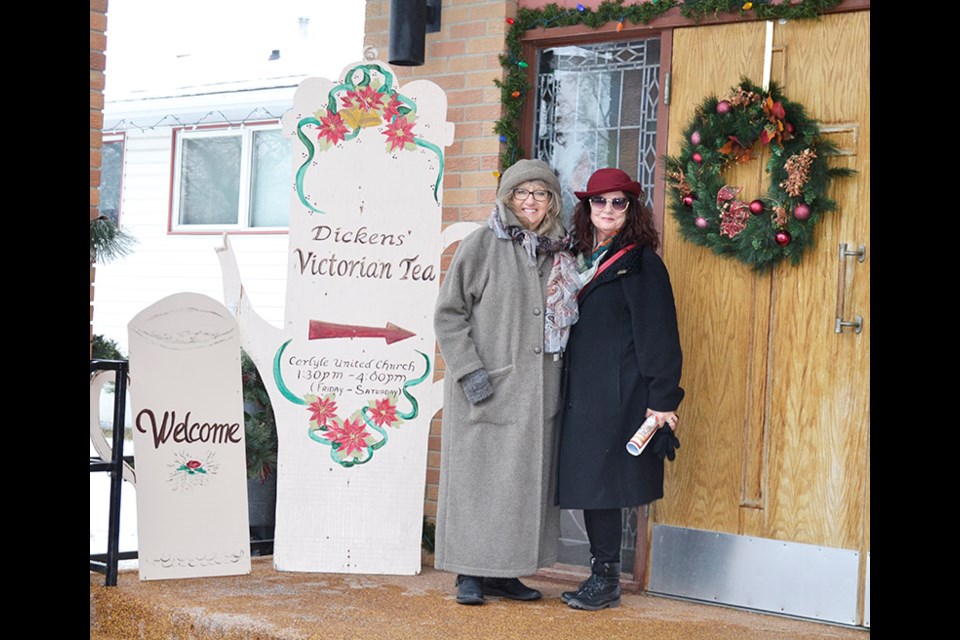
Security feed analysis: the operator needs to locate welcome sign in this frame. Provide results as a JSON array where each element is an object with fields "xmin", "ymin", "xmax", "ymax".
[{"xmin": 128, "ymin": 292, "xmax": 251, "ymax": 580}]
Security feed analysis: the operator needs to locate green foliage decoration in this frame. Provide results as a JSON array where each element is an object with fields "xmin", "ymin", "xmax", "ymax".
[
  {"xmin": 90, "ymin": 215, "xmax": 136, "ymax": 263},
  {"xmin": 242, "ymin": 350, "xmax": 279, "ymax": 482},
  {"xmin": 495, "ymin": 0, "xmax": 846, "ymax": 170},
  {"xmin": 663, "ymin": 78, "xmax": 855, "ymax": 270},
  {"xmin": 422, "ymin": 516, "xmax": 436, "ymax": 553},
  {"xmin": 92, "ymin": 334, "xmax": 126, "ymax": 360}
]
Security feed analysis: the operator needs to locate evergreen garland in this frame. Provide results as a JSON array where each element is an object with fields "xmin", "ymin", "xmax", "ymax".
[
  {"xmin": 494, "ymin": 0, "xmax": 846, "ymax": 170},
  {"xmin": 663, "ymin": 78, "xmax": 855, "ymax": 270}
]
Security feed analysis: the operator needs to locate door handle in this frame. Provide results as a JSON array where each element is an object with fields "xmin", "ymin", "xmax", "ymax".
[{"xmin": 834, "ymin": 242, "xmax": 865, "ymax": 334}]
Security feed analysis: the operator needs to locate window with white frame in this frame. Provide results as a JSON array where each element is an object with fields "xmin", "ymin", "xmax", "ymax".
[
  {"xmin": 172, "ymin": 124, "xmax": 291, "ymax": 230},
  {"xmin": 99, "ymin": 134, "xmax": 124, "ymax": 224}
]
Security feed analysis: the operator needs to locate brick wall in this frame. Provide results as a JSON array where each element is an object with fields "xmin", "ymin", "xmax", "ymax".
[
  {"xmin": 364, "ymin": 0, "xmax": 516, "ymax": 522},
  {"xmin": 90, "ymin": 0, "xmax": 109, "ymax": 355}
]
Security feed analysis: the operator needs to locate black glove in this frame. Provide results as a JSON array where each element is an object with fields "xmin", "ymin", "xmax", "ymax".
[
  {"xmin": 461, "ymin": 368, "xmax": 493, "ymax": 404},
  {"xmin": 651, "ymin": 427, "xmax": 680, "ymax": 461}
]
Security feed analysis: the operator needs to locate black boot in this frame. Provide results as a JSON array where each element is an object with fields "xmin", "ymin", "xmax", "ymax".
[
  {"xmin": 456, "ymin": 575, "xmax": 485, "ymax": 605},
  {"xmin": 566, "ymin": 561, "xmax": 620, "ymax": 610},
  {"xmin": 561, "ymin": 557, "xmax": 595, "ymax": 603},
  {"xmin": 482, "ymin": 577, "xmax": 542, "ymax": 601}
]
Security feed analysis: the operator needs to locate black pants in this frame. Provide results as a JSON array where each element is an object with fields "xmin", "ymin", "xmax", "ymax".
[{"xmin": 583, "ymin": 508, "xmax": 621, "ymax": 564}]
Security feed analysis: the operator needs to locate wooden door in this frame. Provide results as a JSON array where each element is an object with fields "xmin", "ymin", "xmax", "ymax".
[{"xmin": 654, "ymin": 10, "xmax": 869, "ymax": 623}]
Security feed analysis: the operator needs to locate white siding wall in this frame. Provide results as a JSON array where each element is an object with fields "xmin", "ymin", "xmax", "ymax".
[{"xmin": 92, "ymin": 126, "xmax": 289, "ymax": 354}]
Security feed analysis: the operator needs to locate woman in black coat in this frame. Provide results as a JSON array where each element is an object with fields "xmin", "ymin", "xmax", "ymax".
[{"xmin": 556, "ymin": 168, "xmax": 684, "ymax": 611}]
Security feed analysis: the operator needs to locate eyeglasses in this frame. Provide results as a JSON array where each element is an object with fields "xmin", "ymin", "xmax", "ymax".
[
  {"xmin": 589, "ymin": 196, "xmax": 629, "ymax": 212},
  {"xmin": 513, "ymin": 188, "xmax": 552, "ymax": 202}
]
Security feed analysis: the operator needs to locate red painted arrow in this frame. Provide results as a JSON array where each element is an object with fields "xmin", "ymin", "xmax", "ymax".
[{"xmin": 308, "ymin": 320, "xmax": 416, "ymax": 345}]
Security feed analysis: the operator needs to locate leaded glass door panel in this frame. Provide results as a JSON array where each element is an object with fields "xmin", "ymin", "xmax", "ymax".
[
  {"xmin": 534, "ymin": 37, "xmax": 661, "ymax": 572},
  {"xmin": 535, "ymin": 38, "xmax": 661, "ymax": 228}
]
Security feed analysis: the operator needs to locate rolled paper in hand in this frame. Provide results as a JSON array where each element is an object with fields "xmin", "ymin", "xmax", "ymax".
[{"xmin": 626, "ymin": 415, "xmax": 660, "ymax": 457}]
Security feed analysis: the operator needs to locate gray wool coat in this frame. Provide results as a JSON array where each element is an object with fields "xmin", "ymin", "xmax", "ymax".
[{"xmin": 433, "ymin": 204, "xmax": 565, "ymax": 578}]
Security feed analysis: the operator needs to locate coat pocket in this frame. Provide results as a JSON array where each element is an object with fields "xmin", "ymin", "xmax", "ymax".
[{"xmin": 467, "ymin": 364, "xmax": 516, "ymax": 427}]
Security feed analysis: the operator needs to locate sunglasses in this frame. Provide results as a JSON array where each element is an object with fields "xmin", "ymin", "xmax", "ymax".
[{"xmin": 588, "ymin": 196, "xmax": 629, "ymax": 212}]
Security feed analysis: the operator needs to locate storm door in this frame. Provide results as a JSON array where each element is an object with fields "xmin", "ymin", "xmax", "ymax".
[{"xmin": 533, "ymin": 37, "xmax": 662, "ymax": 577}]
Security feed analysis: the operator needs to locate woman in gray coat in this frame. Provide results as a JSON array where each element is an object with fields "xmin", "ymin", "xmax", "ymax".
[{"xmin": 433, "ymin": 159, "xmax": 579, "ymax": 605}]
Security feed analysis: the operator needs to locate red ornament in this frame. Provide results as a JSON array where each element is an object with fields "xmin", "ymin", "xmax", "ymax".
[
  {"xmin": 511, "ymin": 90, "xmax": 521, "ymax": 98},
  {"xmin": 506, "ymin": 17, "xmax": 515, "ymax": 25},
  {"xmin": 682, "ymin": 194, "xmax": 695, "ymax": 207},
  {"xmin": 716, "ymin": 100, "xmax": 731, "ymax": 114},
  {"xmin": 749, "ymin": 199, "xmax": 764, "ymax": 215},
  {"xmin": 695, "ymin": 216, "xmax": 708, "ymax": 229},
  {"xmin": 775, "ymin": 230, "xmax": 792, "ymax": 246},
  {"xmin": 793, "ymin": 203, "xmax": 811, "ymax": 220},
  {"xmin": 692, "ymin": 152, "xmax": 703, "ymax": 164},
  {"xmin": 691, "ymin": 131, "xmax": 701, "ymax": 145}
]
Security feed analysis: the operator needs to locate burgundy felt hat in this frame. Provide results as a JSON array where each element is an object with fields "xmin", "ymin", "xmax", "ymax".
[{"xmin": 574, "ymin": 168, "xmax": 643, "ymax": 199}]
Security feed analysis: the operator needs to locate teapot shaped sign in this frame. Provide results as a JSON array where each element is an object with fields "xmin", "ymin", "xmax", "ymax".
[{"xmin": 218, "ymin": 59, "xmax": 457, "ymax": 574}]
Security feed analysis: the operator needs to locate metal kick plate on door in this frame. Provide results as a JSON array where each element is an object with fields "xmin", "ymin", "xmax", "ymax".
[{"xmin": 649, "ymin": 525, "xmax": 860, "ymax": 626}]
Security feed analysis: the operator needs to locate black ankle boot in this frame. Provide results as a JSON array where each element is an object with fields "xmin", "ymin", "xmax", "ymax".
[
  {"xmin": 566, "ymin": 560, "xmax": 620, "ymax": 611},
  {"xmin": 482, "ymin": 577, "xmax": 542, "ymax": 601},
  {"xmin": 561, "ymin": 557, "xmax": 595, "ymax": 603},
  {"xmin": 456, "ymin": 575, "xmax": 484, "ymax": 605}
]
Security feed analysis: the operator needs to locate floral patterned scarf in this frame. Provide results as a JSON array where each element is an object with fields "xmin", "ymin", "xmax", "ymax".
[{"xmin": 488, "ymin": 210, "xmax": 580, "ymax": 355}]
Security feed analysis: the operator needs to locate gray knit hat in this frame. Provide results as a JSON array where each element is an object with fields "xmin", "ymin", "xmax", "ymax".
[{"xmin": 496, "ymin": 159, "xmax": 561, "ymax": 200}]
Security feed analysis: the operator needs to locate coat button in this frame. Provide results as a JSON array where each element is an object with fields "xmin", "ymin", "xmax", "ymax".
[
  {"xmin": 538, "ymin": 269, "xmax": 544, "ymax": 276},
  {"xmin": 533, "ymin": 308, "xmax": 541, "ymax": 316},
  {"xmin": 534, "ymin": 346, "xmax": 542, "ymax": 354}
]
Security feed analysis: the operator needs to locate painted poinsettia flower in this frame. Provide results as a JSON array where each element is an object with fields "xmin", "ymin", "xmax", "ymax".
[
  {"xmin": 326, "ymin": 415, "xmax": 374, "ymax": 459},
  {"xmin": 383, "ymin": 94, "xmax": 406, "ymax": 123},
  {"xmin": 341, "ymin": 84, "xmax": 386, "ymax": 114},
  {"xmin": 368, "ymin": 396, "xmax": 403, "ymax": 428},
  {"xmin": 383, "ymin": 116, "xmax": 417, "ymax": 152},
  {"xmin": 316, "ymin": 110, "xmax": 349, "ymax": 148},
  {"xmin": 306, "ymin": 394, "xmax": 338, "ymax": 427}
]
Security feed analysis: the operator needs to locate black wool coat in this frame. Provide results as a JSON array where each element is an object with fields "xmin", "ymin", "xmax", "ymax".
[{"xmin": 556, "ymin": 240, "xmax": 684, "ymax": 509}]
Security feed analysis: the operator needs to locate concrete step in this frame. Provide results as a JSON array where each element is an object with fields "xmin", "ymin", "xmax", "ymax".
[{"xmin": 90, "ymin": 557, "xmax": 869, "ymax": 640}]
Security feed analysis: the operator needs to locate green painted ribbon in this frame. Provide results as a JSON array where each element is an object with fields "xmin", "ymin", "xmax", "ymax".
[
  {"xmin": 274, "ymin": 339, "xmax": 306, "ymax": 405},
  {"xmin": 294, "ymin": 117, "xmax": 324, "ymax": 214}
]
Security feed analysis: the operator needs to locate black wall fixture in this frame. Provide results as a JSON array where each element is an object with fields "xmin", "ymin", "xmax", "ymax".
[{"xmin": 388, "ymin": 0, "xmax": 442, "ymax": 67}]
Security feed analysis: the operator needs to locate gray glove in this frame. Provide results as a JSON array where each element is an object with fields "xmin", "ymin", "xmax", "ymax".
[{"xmin": 461, "ymin": 368, "xmax": 493, "ymax": 404}]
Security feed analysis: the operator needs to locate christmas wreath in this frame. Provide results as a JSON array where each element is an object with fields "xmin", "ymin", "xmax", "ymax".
[{"xmin": 664, "ymin": 78, "xmax": 855, "ymax": 270}]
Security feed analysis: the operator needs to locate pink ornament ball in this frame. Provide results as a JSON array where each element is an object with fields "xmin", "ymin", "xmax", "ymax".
[
  {"xmin": 691, "ymin": 131, "xmax": 702, "ymax": 145},
  {"xmin": 682, "ymin": 194, "xmax": 695, "ymax": 207},
  {"xmin": 775, "ymin": 230, "xmax": 792, "ymax": 246},
  {"xmin": 749, "ymin": 199, "xmax": 764, "ymax": 215},
  {"xmin": 716, "ymin": 100, "xmax": 731, "ymax": 114},
  {"xmin": 692, "ymin": 152, "xmax": 703, "ymax": 164},
  {"xmin": 793, "ymin": 203, "xmax": 811, "ymax": 221},
  {"xmin": 694, "ymin": 216, "xmax": 708, "ymax": 229}
]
